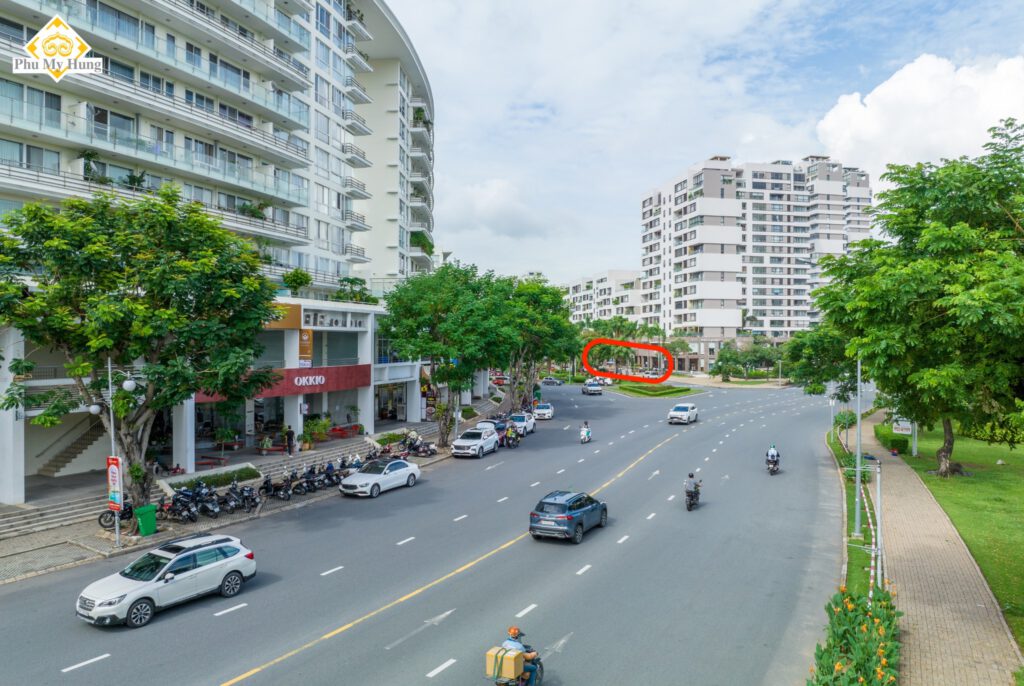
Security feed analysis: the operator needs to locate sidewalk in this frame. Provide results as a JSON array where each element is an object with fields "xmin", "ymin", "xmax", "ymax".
[{"xmin": 861, "ymin": 411, "xmax": 1023, "ymax": 685}]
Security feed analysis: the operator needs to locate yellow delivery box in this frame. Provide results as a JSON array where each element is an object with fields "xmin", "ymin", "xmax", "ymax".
[{"xmin": 485, "ymin": 646, "xmax": 524, "ymax": 680}]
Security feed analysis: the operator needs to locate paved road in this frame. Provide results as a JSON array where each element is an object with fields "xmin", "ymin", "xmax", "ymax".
[{"xmin": 0, "ymin": 385, "xmax": 840, "ymax": 685}]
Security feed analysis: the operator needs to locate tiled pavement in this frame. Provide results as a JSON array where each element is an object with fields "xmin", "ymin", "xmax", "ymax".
[{"xmin": 861, "ymin": 411, "xmax": 1024, "ymax": 685}]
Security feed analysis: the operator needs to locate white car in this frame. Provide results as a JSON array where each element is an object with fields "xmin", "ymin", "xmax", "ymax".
[
  {"xmin": 599, "ymin": 377, "xmax": 614, "ymax": 386},
  {"xmin": 340, "ymin": 459, "xmax": 421, "ymax": 497},
  {"xmin": 534, "ymin": 403, "xmax": 554, "ymax": 420},
  {"xmin": 509, "ymin": 412, "xmax": 536, "ymax": 435},
  {"xmin": 76, "ymin": 533, "xmax": 256, "ymax": 628},
  {"xmin": 452, "ymin": 427, "xmax": 500, "ymax": 458},
  {"xmin": 582, "ymin": 382, "xmax": 603, "ymax": 395},
  {"xmin": 667, "ymin": 402, "xmax": 699, "ymax": 424}
]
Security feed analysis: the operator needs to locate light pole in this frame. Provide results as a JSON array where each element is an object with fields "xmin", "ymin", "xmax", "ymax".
[
  {"xmin": 853, "ymin": 356, "xmax": 864, "ymax": 537},
  {"xmin": 88, "ymin": 358, "xmax": 137, "ymax": 548},
  {"xmin": 778, "ymin": 359, "xmax": 782, "ymax": 386}
]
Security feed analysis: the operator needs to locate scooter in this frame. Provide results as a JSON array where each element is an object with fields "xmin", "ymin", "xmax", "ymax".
[
  {"xmin": 98, "ymin": 499, "xmax": 134, "ymax": 529},
  {"xmin": 505, "ymin": 432, "xmax": 520, "ymax": 449},
  {"xmin": 579, "ymin": 427, "xmax": 592, "ymax": 444},
  {"xmin": 766, "ymin": 459, "xmax": 780, "ymax": 476},
  {"xmin": 685, "ymin": 484, "xmax": 702, "ymax": 511},
  {"xmin": 489, "ymin": 643, "xmax": 544, "ymax": 685},
  {"xmin": 259, "ymin": 474, "xmax": 292, "ymax": 501}
]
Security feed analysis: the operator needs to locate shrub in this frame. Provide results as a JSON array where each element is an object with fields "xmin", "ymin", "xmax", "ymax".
[
  {"xmin": 461, "ymin": 406, "xmax": 477, "ymax": 420},
  {"xmin": 570, "ymin": 374, "xmax": 588, "ymax": 383},
  {"xmin": 490, "ymin": 395, "xmax": 503, "ymax": 403},
  {"xmin": 873, "ymin": 423, "xmax": 908, "ymax": 454},
  {"xmin": 305, "ymin": 417, "xmax": 332, "ymax": 442},
  {"xmin": 809, "ymin": 588, "xmax": 901, "ymax": 685},
  {"xmin": 828, "ymin": 431, "xmax": 871, "ymax": 483},
  {"xmin": 377, "ymin": 431, "xmax": 406, "ymax": 446},
  {"xmin": 834, "ymin": 410, "xmax": 857, "ymax": 429},
  {"xmin": 168, "ymin": 466, "xmax": 261, "ymax": 490}
]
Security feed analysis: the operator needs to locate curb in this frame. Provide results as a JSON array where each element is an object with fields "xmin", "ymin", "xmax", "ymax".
[{"xmin": 824, "ymin": 434, "xmax": 849, "ymax": 587}]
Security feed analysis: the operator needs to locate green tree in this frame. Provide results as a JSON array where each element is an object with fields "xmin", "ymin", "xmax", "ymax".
[
  {"xmin": 333, "ymin": 276, "xmax": 379, "ymax": 304},
  {"xmin": 380, "ymin": 264, "xmax": 514, "ymax": 446},
  {"xmin": 783, "ymin": 324, "xmax": 859, "ymax": 401},
  {"xmin": 816, "ymin": 119, "xmax": 1024, "ymax": 476},
  {"xmin": 0, "ymin": 189, "xmax": 280, "ymax": 507},
  {"xmin": 709, "ymin": 340, "xmax": 744, "ymax": 381},
  {"xmin": 282, "ymin": 268, "xmax": 312, "ymax": 296}
]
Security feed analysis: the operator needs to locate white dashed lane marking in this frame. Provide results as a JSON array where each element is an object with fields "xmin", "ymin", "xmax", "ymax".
[
  {"xmin": 530, "ymin": 482, "xmax": 541, "ymax": 488},
  {"xmin": 320, "ymin": 565, "xmax": 345, "ymax": 576},
  {"xmin": 453, "ymin": 515, "xmax": 468, "ymax": 522},
  {"xmin": 646, "ymin": 513, "xmax": 656, "ymax": 520},
  {"xmin": 516, "ymin": 604, "xmax": 538, "ymax": 618},
  {"xmin": 497, "ymin": 497, "xmax": 508, "ymax": 503},
  {"xmin": 396, "ymin": 537, "xmax": 416, "ymax": 546},
  {"xmin": 576, "ymin": 565, "xmax": 592, "ymax": 576},
  {"xmin": 61, "ymin": 655, "xmax": 111, "ymax": 673},
  {"xmin": 426, "ymin": 659, "xmax": 457, "ymax": 678},
  {"xmin": 617, "ymin": 535, "xmax": 629, "ymax": 544},
  {"xmin": 214, "ymin": 603, "xmax": 248, "ymax": 617},
  {"xmin": 557, "ymin": 469, "xmax": 565, "ymax": 474}
]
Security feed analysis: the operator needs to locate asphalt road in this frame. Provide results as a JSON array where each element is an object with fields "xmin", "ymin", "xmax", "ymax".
[{"xmin": 0, "ymin": 384, "xmax": 842, "ymax": 686}]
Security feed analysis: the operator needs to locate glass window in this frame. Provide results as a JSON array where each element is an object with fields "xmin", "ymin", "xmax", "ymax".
[
  {"xmin": 195, "ymin": 548, "xmax": 222, "ymax": 567},
  {"xmin": 119, "ymin": 553, "xmax": 171, "ymax": 582},
  {"xmin": 0, "ymin": 18, "xmax": 24, "ymax": 42},
  {"xmin": 186, "ymin": 42, "xmax": 202, "ymax": 67},
  {"xmin": 218, "ymin": 546, "xmax": 240, "ymax": 559},
  {"xmin": 316, "ymin": 4, "xmax": 330, "ymax": 36},
  {"xmin": 165, "ymin": 553, "xmax": 196, "ymax": 575},
  {"xmin": 316, "ymin": 40, "xmax": 330, "ymax": 68},
  {"xmin": 25, "ymin": 145, "xmax": 59, "ymax": 173}
]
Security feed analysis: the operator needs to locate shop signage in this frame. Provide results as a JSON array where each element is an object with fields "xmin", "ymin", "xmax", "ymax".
[
  {"xmin": 106, "ymin": 456, "xmax": 122, "ymax": 511},
  {"xmin": 298, "ymin": 328, "xmax": 313, "ymax": 366},
  {"xmin": 196, "ymin": 365, "xmax": 370, "ymax": 402},
  {"xmin": 294, "ymin": 374, "xmax": 327, "ymax": 386}
]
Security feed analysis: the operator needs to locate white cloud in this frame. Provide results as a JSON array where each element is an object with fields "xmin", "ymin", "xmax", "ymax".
[{"xmin": 818, "ymin": 55, "xmax": 1024, "ymax": 186}]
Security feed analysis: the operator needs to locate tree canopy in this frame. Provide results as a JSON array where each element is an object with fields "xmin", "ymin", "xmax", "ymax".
[{"xmin": 0, "ymin": 188, "xmax": 280, "ymax": 505}]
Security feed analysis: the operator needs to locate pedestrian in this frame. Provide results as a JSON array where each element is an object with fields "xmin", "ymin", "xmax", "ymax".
[{"xmin": 285, "ymin": 425, "xmax": 296, "ymax": 456}]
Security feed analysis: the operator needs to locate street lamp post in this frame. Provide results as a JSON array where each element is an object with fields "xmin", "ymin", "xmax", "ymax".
[
  {"xmin": 88, "ymin": 358, "xmax": 137, "ymax": 549},
  {"xmin": 853, "ymin": 356, "xmax": 864, "ymax": 537}
]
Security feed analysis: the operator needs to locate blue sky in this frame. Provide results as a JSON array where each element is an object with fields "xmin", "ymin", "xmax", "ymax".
[{"xmin": 387, "ymin": 0, "xmax": 1024, "ymax": 282}]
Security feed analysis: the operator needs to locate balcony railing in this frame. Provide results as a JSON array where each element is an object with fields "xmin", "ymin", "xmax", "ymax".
[
  {"xmin": 341, "ymin": 143, "xmax": 369, "ymax": 163},
  {"xmin": 410, "ymin": 146, "xmax": 433, "ymax": 162},
  {"xmin": 344, "ymin": 244, "xmax": 367, "ymax": 258},
  {"xmin": 261, "ymin": 263, "xmax": 341, "ymax": 288},
  {"xmin": 343, "ymin": 43, "xmax": 373, "ymax": 71},
  {"xmin": 343, "ymin": 177, "xmax": 368, "ymax": 194},
  {"xmin": 343, "ymin": 210, "xmax": 369, "ymax": 230},
  {"xmin": 342, "ymin": 109, "xmax": 369, "ymax": 126},
  {"xmin": 345, "ymin": 76, "xmax": 370, "ymax": 97}
]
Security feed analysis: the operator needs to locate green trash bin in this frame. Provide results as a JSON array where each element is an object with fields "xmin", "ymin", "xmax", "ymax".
[{"xmin": 135, "ymin": 504, "xmax": 158, "ymax": 537}]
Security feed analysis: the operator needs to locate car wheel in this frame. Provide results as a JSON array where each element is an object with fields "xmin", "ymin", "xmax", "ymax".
[
  {"xmin": 477, "ymin": 447, "xmax": 483, "ymax": 458},
  {"xmin": 406, "ymin": 474, "xmax": 416, "ymax": 488},
  {"xmin": 370, "ymin": 484, "xmax": 381, "ymax": 498},
  {"xmin": 599, "ymin": 509, "xmax": 608, "ymax": 528},
  {"xmin": 220, "ymin": 571, "xmax": 243, "ymax": 598},
  {"xmin": 125, "ymin": 599, "xmax": 154, "ymax": 628},
  {"xmin": 572, "ymin": 525, "xmax": 584, "ymax": 545},
  {"xmin": 531, "ymin": 533, "xmax": 542, "ymax": 541}
]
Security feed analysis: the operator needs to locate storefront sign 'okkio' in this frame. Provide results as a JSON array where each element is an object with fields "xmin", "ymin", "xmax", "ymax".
[{"xmin": 195, "ymin": 365, "xmax": 372, "ymax": 403}]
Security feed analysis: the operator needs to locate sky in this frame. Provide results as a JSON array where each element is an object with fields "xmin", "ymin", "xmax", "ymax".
[{"xmin": 386, "ymin": 0, "xmax": 1024, "ymax": 283}]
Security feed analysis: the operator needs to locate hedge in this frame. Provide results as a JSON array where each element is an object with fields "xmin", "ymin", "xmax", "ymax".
[
  {"xmin": 167, "ymin": 466, "xmax": 261, "ymax": 490},
  {"xmin": 461, "ymin": 406, "xmax": 478, "ymax": 420},
  {"xmin": 873, "ymin": 423, "xmax": 909, "ymax": 454},
  {"xmin": 490, "ymin": 395, "xmax": 503, "ymax": 403},
  {"xmin": 834, "ymin": 410, "xmax": 857, "ymax": 430},
  {"xmin": 376, "ymin": 431, "xmax": 407, "ymax": 446},
  {"xmin": 809, "ymin": 588, "xmax": 901, "ymax": 685}
]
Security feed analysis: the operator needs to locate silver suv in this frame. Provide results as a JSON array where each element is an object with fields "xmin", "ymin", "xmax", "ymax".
[{"xmin": 76, "ymin": 533, "xmax": 256, "ymax": 628}]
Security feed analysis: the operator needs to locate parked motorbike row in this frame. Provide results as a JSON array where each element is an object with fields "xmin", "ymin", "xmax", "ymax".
[
  {"xmin": 380, "ymin": 433, "xmax": 438, "ymax": 457},
  {"xmin": 258, "ymin": 456, "xmax": 366, "ymax": 502}
]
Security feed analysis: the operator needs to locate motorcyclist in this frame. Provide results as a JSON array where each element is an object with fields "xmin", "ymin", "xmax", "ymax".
[
  {"xmin": 580, "ymin": 421, "xmax": 591, "ymax": 440},
  {"xmin": 501, "ymin": 626, "xmax": 538, "ymax": 686},
  {"xmin": 766, "ymin": 444, "xmax": 781, "ymax": 469},
  {"xmin": 506, "ymin": 424, "xmax": 518, "ymax": 445},
  {"xmin": 684, "ymin": 472, "xmax": 701, "ymax": 495}
]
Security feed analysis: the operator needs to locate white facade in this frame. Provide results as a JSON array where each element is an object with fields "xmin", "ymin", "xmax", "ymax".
[
  {"xmin": 641, "ymin": 155, "xmax": 871, "ymax": 341},
  {"xmin": 564, "ymin": 270, "xmax": 643, "ymax": 325}
]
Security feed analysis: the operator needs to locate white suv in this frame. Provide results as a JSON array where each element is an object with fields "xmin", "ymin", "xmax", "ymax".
[
  {"xmin": 667, "ymin": 403, "xmax": 699, "ymax": 424},
  {"xmin": 509, "ymin": 412, "xmax": 536, "ymax": 436},
  {"xmin": 76, "ymin": 533, "xmax": 256, "ymax": 628}
]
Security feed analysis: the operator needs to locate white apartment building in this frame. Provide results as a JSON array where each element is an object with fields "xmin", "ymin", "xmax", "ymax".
[
  {"xmin": 0, "ymin": 0, "xmax": 433, "ymax": 504},
  {"xmin": 641, "ymin": 155, "xmax": 871, "ymax": 345},
  {"xmin": 564, "ymin": 270, "xmax": 643, "ymax": 325}
]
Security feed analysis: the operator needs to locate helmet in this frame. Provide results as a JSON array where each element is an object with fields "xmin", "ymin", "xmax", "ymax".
[
  {"xmin": 688, "ymin": 472, "xmax": 695, "ymax": 478},
  {"xmin": 507, "ymin": 626, "xmax": 522, "ymax": 639},
  {"xmin": 771, "ymin": 444, "xmax": 776, "ymax": 449}
]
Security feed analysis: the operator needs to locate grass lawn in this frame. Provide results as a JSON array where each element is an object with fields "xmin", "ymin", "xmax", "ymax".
[
  {"xmin": 613, "ymin": 382, "xmax": 696, "ymax": 398},
  {"xmin": 828, "ymin": 432, "xmax": 875, "ymax": 596},
  {"xmin": 901, "ymin": 428, "xmax": 1024, "ymax": 659}
]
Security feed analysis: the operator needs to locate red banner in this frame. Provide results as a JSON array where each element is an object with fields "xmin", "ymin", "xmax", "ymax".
[{"xmin": 195, "ymin": 364, "xmax": 372, "ymax": 403}]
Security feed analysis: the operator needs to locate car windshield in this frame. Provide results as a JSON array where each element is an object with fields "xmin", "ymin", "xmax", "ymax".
[
  {"xmin": 536, "ymin": 501, "xmax": 567, "ymax": 514},
  {"xmin": 673, "ymin": 405, "xmax": 690, "ymax": 412},
  {"xmin": 537, "ymin": 404, "xmax": 551, "ymax": 410},
  {"xmin": 120, "ymin": 552, "xmax": 171, "ymax": 582},
  {"xmin": 359, "ymin": 461, "xmax": 387, "ymax": 475},
  {"xmin": 460, "ymin": 430, "xmax": 483, "ymax": 440},
  {"xmin": 511, "ymin": 415, "xmax": 526, "ymax": 422}
]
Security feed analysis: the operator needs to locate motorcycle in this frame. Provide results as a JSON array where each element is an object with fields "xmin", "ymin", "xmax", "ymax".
[
  {"xmin": 98, "ymin": 499, "xmax": 134, "ymax": 529},
  {"xmin": 685, "ymin": 484, "xmax": 702, "ymax": 511},
  {"xmin": 408, "ymin": 437, "xmax": 438, "ymax": 457},
  {"xmin": 766, "ymin": 459, "xmax": 780, "ymax": 476},
  {"xmin": 579, "ymin": 427, "xmax": 592, "ymax": 444},
  {"xmin": 490, "ymin": 643, "xmax": 544, "ymax": 685},
  {"xmin": 505, "ymin": 432, "xmax": 520, "ymax": 449},
  {"xmin": 171, "ymin": 493, "xmax": 199, "ymax": 522},
  {"xmin": 194, "ymin": 482, "xmax": 221, "ymax": 519},
  {"xmin": 289, "ymin": 468, "xmax": 308, "ymax": 496},
  {"xmin": 233, "ymin": 481, "xmax": 261, "ymax": 512},
  {"xmin": 259, "ymin": 474, "xmax": 292, "ymax": 501}
]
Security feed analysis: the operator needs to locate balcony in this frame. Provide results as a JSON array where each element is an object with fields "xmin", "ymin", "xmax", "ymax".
[
  {"xmin": 0, "ymin": 160, "xmax": 309, "ymax": 244},
  {"xmin": 410, "ymin": 119, "xmax": 433, "ymax": 145},
  {"xmin": 343, "ymin": 243, "xmax": 371, "ymax": 263},
  {"xmin": 409, "ymin": 146, "xmax": 433, "ymax": 170},
  {"xmin": 410, "ymin": 97, "xmax": 432, "ymax": 122},
  {"xmin": 345, "ymin": 8, "xmax": 373, "ymax": 41},
  {"xmin": 409, "ymin": 192, "xmax": 432, "ymax": 217},
  {"xmin": 408, "ymin": 221, "xmax": 432, "ymax": 236},
  {"xmin": 341, "ymin": 109, "xmax": 372, "ymax": 136},
  {"xmin": 342, "ymin": 176, "xmax": 372, "ymax": 200},
  {"xmin": 4, "ymin": 0, "xmax": 309, "ymax": 129},
  {"xmin": 261, "ymin": 263, "xmax": 340, "ymax": 289},
  {"xmin": 409, "ymin": 171, "xmax": 432, "ymax": 191},
  {"xmin": 341, "ymin": 144, "xmax": 371, "ymax": 168},
  {"xmin": 342, "ymin": 210, "xmax": 371, "ymax": 232},
  {"xmin": 343, "ymin": 43, "xmax": 373, "ymax": 72},
  {"xmin": 408, "ymin": 246, "xmax": 432, "ymax": 264},
  {"xmin": 275, "ymin": 0, "xmax": 313, "ymax": 13},
  {"xmin": 344, "ymin": 76, "xmax": 373, "ymax": 104}
]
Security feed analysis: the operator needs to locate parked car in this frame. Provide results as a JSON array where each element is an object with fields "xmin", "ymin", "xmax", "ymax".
[
  {"xmin": 452, "ymin": 427, "xmax": 500, "ymax": 458},
  {"xmin": 340, "ymin": 459, "xmax": 421, "ymax": 497},
  {"xmin": 534, "ymin": 403, "xmax": 554, "ymax": 420},
  {"xmin": 598, "ymin": 377, "xmax": 613, "ymax": 386},
  {"xmin": 509, "ymin": 412, "xmax": 536, "ymax": 435},
  {"xmin": 642, "ymin": 369, "xmax": 663, "ymax": 379},
  {"xmin": 76, "ymin": 533, "xmax": 256, "ymax": 628},
  {"xmin": 530, "ymin": 491, "xmax": 608, "ymax": 544},
  {"xmin": 667, "ymin": 402, "xmax": 699, "ymax": 424},
  {"xmin": 541, "ymin": 377, "xmax": 564, "ymax": 386},
  {"xmin": 582, "ymin": 381, "xmax": 603, "ymax": 395},
  {"xmin": 491, "ymin": 375, "xmax": 509, "ymax": 386}
]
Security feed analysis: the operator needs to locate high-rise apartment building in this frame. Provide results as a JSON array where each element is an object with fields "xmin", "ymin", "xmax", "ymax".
[
  {"xmin": 640, "ymin": 155, "xmax": 871, "ymax": 342},
  {"xmin": 0, "ymin": 0, "xmax": 434, "ymax": 504},
  {"xmin": 565, "ymin": 270, "xmax": 643, "ymax": 325}
]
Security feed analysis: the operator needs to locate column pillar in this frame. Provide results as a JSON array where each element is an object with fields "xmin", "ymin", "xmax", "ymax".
[
  {"xmin": 284, "ymin": 395, "xmax": 303, "ymax": 438},
  {"xmin": 406, "ymin": 379, "xmax": 422, "ymax": 423},
  {"xmin": 357, "ymin": 384, "xmax": 374, "ymax": 435},
  {"xmin": 0, "ymin": 327, "xmax": 25, "ymax": 504},
  {"xmin": 172, "ymin": 397, "xmax": 196, "ymax": 474},
  {"xmin": 284, "ymin": 329, "xmax": 300, "ymax": 368}
]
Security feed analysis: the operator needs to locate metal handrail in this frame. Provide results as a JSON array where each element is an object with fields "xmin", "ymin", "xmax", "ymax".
[{"xmin": 344, "ymin": 244, "xmax": 366, "ymax": 257}]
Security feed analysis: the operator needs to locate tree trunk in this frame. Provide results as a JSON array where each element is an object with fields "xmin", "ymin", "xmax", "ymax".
[{"xmin": 936, "ymin": 417, "xmax": 963, "ymax": 477}]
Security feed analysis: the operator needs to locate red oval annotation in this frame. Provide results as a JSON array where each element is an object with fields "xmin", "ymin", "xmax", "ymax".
[{"xmin": 581, "ymin": 338, "xmax": 674, "ymax": 385}]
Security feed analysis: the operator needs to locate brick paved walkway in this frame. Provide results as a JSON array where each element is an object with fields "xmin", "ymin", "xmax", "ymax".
[{"xmin": 861, "ymin": 412, "xmax": 1023, "ymax": 685}]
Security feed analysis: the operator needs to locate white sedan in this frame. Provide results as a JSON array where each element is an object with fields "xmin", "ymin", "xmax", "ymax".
[
  {"xmin": 534, "ymin": 403, "xmax": 554, "ymax": 420},
  {"xmin": 452, "ymin": 427, "xmax": 500, "ymax": 458},
  {"xmin": 340, "ymin": 459, "xmax": 420, "ymax": 497}
]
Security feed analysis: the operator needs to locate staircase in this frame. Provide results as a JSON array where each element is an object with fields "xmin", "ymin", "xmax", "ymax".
[
  {"xmin": 0, "ymin": 486, "xmax": 163, "ymax": 542},
  {"xmin": 37, "ymin": 420, "xmax": 106, "ymax": 477}
]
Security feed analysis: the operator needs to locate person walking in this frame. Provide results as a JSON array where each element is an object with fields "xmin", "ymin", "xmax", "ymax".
[{"xmin": 285, "ymin": 425, "xmax": 296, "ymax": 457}]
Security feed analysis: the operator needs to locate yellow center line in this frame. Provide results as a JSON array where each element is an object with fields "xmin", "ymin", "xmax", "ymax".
[{"xmin": 221, "ymin": 432, "xmax": 677, "ymax": 685}]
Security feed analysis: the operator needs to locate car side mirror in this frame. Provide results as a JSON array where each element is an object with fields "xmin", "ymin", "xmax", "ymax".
[{"xmin": 163, "ymin": 573, "xmax": 176, "ymax": 583}]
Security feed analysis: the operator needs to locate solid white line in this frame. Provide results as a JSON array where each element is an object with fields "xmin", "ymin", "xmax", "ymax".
[
  {"xmin": 497, "ymin": 496, "xmax": 509, "ymax": 503},
  {"xmin": 667, "ymin": 495, "xmax": 675, "ymax": 501},
  {"xmin": 578, "ymin": 458, "xmax": 585, "ymax": 463},
  {"xmin": 530, "ymin": 481, "xmax": 541, "ymax": 487},
  {"xmin": 557, "ymin": 469, "xmax": 565, "ymax": 474},
  {"xmin": 62, "ymin": 654, "xmax": 111, "ymax": 673},
  {"xmin": 396, "ymin": 536, "xmax": 416, "ymax": 546},
  {"xmin": 453, "ymin": 515, "xmax": 468, "ymax": 522},
  {"xmin": 214, "ymin": 603, "xmax": 248, "ymax": 617},
  {"xmin": 576, "ymin": 564, "xmax": 592, "ymax": 575},
  {"xmin": 320, "ymin": 566, "xmax": 345, "ymax": 577},
  {"xmin": 617, "ymin": 535, "xmax": 629, "ymax": 544},
  {"xmin": 516, "ymin": 603, "xmax": 538, "ymax": 618},
  {"xmin": 426, "ymin": 659, "xmax": 457, "ymax": 678}
]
